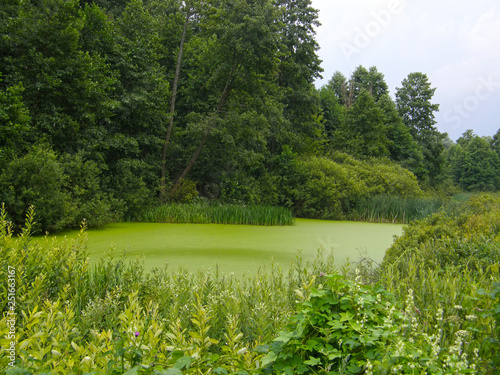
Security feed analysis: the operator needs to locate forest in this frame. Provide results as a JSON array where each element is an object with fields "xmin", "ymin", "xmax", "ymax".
[
  {"xmin": 1, "ymin": 0, "xmax": 499, "ymax": 233},
  {"xmin": 1, "ymin": 1, "xmax": 500, "ymax": 374}
]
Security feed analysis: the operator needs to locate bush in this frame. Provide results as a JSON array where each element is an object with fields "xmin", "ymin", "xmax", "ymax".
[
  {"xmin": 62, "ymin": 152, "xmax": 117, "ymax": 228},
  {"xmin": 169, "ymin": 178, "xmax": 199, "ymax": 203},
  {"xmin": 0, "ymin": 145, "xmax": 71, "ymax": 233},
  {"xmin": 262, "ymin": 274, "xmax": 403, "ymax": 374},
  {"xmin": 381, "ymin": 194, "xmax": 500, "ymax": 272},
  {"xmin": 289, "ymin": 154, "xmax": 422, "ymax": 220}
]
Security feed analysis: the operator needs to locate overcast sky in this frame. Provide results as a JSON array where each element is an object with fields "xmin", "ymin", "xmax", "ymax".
[{"xmin": 310, "ymin": 0, "xmax": 500, "ymax": 140}]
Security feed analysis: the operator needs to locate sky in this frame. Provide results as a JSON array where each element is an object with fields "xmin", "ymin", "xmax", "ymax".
[{"xmin": 310, "ymin": 0, "xmax": 500, "ymax": 141}]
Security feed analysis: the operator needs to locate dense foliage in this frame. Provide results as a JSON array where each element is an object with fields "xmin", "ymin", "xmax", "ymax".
[
  {"xmin": 2, "ymin": 0, "xmax": 497, "ymax": 232},
  {"xmin": 1, "ymin": 196, "xmax": 499, "ymax": 374}
]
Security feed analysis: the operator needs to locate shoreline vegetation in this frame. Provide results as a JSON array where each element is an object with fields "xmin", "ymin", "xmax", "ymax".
[
  {"xmin": 1, "ymin": 194, "xmax": 499, "ymax": 373},
  {"xmin": 138, "ymin": 203, "xmax": 295, "ymax": 226},
  {"xmin": 136, "ymin": 194, "xmax": 448, "ymax": 227}
]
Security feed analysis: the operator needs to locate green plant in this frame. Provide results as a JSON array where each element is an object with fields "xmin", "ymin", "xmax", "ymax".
[
  {"xmin": 262, "ymin": 274, "xmax": 402, "ymax": 374},
  {"xmin": 139, "ymin": 203, "xmax": 294, "ymax": 226}
]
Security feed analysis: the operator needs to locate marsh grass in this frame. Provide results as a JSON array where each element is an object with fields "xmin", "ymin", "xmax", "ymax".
[
  {"xmin": 139, "ymin": 203, "xmax": 295, "ymax": 226},
  {"xmin": 354, "ymin": 195, "xmax": 446, "ymax": 223}
]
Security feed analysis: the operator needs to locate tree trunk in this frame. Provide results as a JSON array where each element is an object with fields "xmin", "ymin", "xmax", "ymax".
[
  {"xmin": 169, "ymin": 74, "xmax": 234, "ymax": 198},
  {"xmin": 160, "ymin": 6, "xmax": 191, "ymax": 202}
]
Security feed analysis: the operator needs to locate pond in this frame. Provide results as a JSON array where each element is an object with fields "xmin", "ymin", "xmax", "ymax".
[{"xmin": 51, "ymin": 219, "xmax": 403, "ymax": 276}]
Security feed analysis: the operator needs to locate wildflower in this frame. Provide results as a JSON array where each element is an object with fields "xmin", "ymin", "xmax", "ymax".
[
  {"xmin": 319, "ymin": 272, "xmax": 327, "ymax": 277},
  {"xmin": 465, "ymin": 314, "xmax": 477, "ymax": 321},
  {"xmin": 454, "ymin": 305, "xmax": 463, "ymax": 310},
  {"xmin": 365, "ymin": 359, "xmax": 373, "ymax": 375},
  {"xmin": 436, "ymin": 308, "xmax": 444, "ymax": 322},
  {"xmin": 135, "ymin": 331, "xmax": 140, "ymax": 337}
]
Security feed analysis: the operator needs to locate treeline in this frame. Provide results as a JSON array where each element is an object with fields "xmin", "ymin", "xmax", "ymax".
[{"xmin": 0, "ymin": 0, "xmax": 499, "ymax": 232}]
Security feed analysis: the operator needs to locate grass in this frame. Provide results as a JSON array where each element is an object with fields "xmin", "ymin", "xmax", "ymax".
[
  {"xmin": 139, "ymin": 203, "xmax": 295, "ymax": 226},
  {"xmin": 354, "ymin": 194, "xmax": 446, "ymax": 223}
]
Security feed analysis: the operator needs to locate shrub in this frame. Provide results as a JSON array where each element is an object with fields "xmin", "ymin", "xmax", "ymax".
[
  {"xmin": 262, "ymin": 274, "xmax": 402, "ymax": 374},
  {"xmin": 289, "ymin": 154, "xmax": 422, "ymax": 220},
  {"xmin": 381, "ymin": 194, "xmax": 500, "ymax": 272},
  {"xmin": 0, "ymin": 145, "xmax": 72, "ymax": 233}
]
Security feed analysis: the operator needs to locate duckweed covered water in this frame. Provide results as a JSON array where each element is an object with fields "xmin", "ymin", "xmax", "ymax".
[{"xmin": 51, "ymin": 219, "xmax": 403, "ymax": 276}]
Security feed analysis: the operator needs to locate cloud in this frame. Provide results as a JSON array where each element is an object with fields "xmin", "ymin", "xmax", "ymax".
[{"xmin": 311, "ymin": 0, "xmax": 500, "ymax": 140}]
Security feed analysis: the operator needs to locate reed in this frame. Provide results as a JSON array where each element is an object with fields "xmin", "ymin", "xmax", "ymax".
[
  {"xmin": 139, "ymin": 203, "xmax": 295, "ymax": 226},
  {"xmin": 354, "ymin": 194, "xmax": 446, "ymax": 223}
]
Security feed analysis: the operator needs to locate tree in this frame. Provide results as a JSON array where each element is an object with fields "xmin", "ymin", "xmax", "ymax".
[
  {"xmin": 331, "ymin": 89, "xmax": 389, "ymax": 158},
  {"xmin": 273, "ymin": 0, "xmax": 324, "ymax": 154},
  {"xmin": 0, "ymin": 145, "xmax": 71, "ymax": 233},
  {"xmin": 396, "ymin": 72, "xmax": 445, "ymax": 184},
  {"xmin": 350, "ymin": 65, "xmax": 389, "ymax": 103},
  {"xmin": 396, "ymin": 72, "xmax": 439, "ymax": 138},
  {"xmin": 319, "ymin": 85, "xmax": 345, "ymax": 139},
  {"xmin": 448, "ymin": 130, "xmax": 500, "ymax": 191},
  {"xmin": 1, "ymin": 0, "xmax": 117, "ymax": 153},
  {"xmin": 325, "ymin": 71, "xmax": 348, "ymax": 105},
  {"xmin": 169, "ymin": 0, "xmax": 280, "ymax": 197},
  {"xmin": 491, "ymin": 128, "xmax": 500, "ymax": 157},
  {"xmin": 160, "ymin": 0, "xmax": 196, "ymax": 201},
  {"xmin": 377, "ymin": 94, "xmax": 422, "ymax": 170}
]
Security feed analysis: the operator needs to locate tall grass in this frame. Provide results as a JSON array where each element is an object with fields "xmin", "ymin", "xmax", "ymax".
[
  {"xmin": 354, "ymin": 194, "xmax": 446, "ymax": 223},
  {"xmin": 139, "ymin": 203, "xmax": 295, "ymax": 226}
]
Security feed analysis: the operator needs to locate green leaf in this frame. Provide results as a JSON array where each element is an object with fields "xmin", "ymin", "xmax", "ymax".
[
  {"xmin": 275, "ymin": 331, "xmax": 294, "ymax": 344},
  {"xmin": 123, "ymin": 367, "xmax": 140, "ymax": 375},
  {"xmin": 339, "ymin": 311, "xmax": 353, "ymax": 322},
  {"xmin": 173, "ymin": 356, "xmax": 192, "ymax": 370},
  {"xmin": 261, "ymin": 351, "xmax": 277, "ymax": 366},
  {"xmin": 304, "ymin": 356, "xmax": 321, "ymax": 366},
  {"xmin": 350, "ymin": 320, "xmax": 362, "ymax": 331},
  {"xmin": 328, "ymin": 320, "xmax": 344, "ymax": 330}
]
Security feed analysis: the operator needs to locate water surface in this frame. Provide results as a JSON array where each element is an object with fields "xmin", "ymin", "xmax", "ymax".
[{"xmin": 53, "ymin": 219, "xmax": 403, "ymax": 275}]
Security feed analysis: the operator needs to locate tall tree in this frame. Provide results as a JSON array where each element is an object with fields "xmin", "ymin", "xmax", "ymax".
[
  {"xmin": 1, "ymin": 0, "xmax": 117, "ymax": 153},
  {"xmin": 396, "ymin": 72, "xmax": 439, "ymax": 138},
  {"xmin": 349, "ymin": 66, "xmax": 389, "ymax": 104},
  {"xmin": 325, "ymin": 71, "xmax": 348, "ymax": 105},
  {"xmin": 491, "ymin": 128, "xmax": 500, "ymax": 157},
  {"xmin": 273, "ymin": 0, "xmax": 324, "ymax": 154},
  {"xmin": 449, "ymin": 131, "xmax": 500, "ymax": 191},
  {"xmin": 169, "ymin": 0, "xmax": 280, "ymax": 197},
  {"xmin": 377, "ymin": 93, "xmax": 422, "ymax": 170},
  {"xmin": 0, "ymin": 79, "xmax": 31, "ymax": 162},
  {"xmin": 396, "ymin": 72, "xmax": 445, "ymax": 184},
  {"xmin": 331, "ymin": 89, "xmax": 389, "ymax": 158}
]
